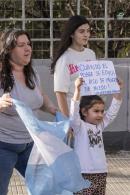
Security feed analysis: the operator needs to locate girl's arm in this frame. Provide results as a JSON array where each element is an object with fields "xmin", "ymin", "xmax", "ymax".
[
  {"xmin": 73, "ymin": 77, "xmax": 84, "ymax": 101},
  {"xmin": 112, "ymin": 78, "xmax": 123, "ymax": 101},
  {"xmin": 103, "ymin": 79, "xmax": 123, "ymax": 128},
  {"xmin": 70, "ymin": 78, "xmax": 84, "ymax": 132},
  {"xmin": 103, "ymin": 98, "xmax": 122, "ymax": 128}
]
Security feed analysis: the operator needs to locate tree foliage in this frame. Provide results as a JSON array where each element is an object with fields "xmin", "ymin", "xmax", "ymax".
[{"xmin": 0, "ymin": 0, "xmax": 129, "ymax": 58}]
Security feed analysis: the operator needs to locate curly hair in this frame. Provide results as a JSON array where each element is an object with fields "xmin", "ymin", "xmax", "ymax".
[{"xmin": 0, "ymin": 29, "xmax": 36, "ymax": 92}]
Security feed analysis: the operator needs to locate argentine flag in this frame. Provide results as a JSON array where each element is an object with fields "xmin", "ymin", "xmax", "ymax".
[{"xmin": 13, "ymin": 99, "xmax": 91, "ymax": 195}]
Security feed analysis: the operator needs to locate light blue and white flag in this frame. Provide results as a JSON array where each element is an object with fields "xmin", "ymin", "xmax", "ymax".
[{"xmin": 13, "ymin": 99, "xmax": 91, "ymax": 195}]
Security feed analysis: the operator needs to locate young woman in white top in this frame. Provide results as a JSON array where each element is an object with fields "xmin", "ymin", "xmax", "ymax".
[
  {"xmin": 51, "ymin": 15, "xmax": 96, "ymax": 117},
  {"xmin": 70, "ymin": 77, "xmax": 123, "ymax": 195},
  {"xmin": 0, "ymin": 29, "xmax": 57, "ymax": 195}
]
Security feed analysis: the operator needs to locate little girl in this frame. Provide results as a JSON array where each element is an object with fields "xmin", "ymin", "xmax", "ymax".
[{"xmin": 70, "ymin": 78, "xmax": 123, "ymax": 195}]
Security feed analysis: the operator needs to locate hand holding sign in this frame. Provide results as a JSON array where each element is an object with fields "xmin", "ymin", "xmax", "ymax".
[{"xmin": 78, "ymin": 60, "xmax": 120, "ymax": 96}]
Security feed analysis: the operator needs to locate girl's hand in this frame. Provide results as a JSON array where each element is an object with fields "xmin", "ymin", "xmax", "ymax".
[
  {"xmin": 75, "ymin": 77, "xmax": 84, "ymax": 89},
  {"xmin": 113, "ymin": 78, "xmax": 123, "ymax": 100},
  {"xmin": 0, "ymin": 93, "xmax": 13, "ymax": 111},
  {"xmin": 73, "ymin": 77, "xmax": 84, "ymax": 101},
  {"xmin": 117, "ymin": 78, "xmax": 123, "ymax": 90}
]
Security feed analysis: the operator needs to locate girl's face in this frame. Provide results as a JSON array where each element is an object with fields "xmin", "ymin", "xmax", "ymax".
[
  {"xmin": 10, "ymin": 34, "xmax": 32, "ymax": 67},
  {"xmin": 71, "ymin": 23, "xmax": 90, "ymax": 50},
  {"xmin": 82, "ymin": 103, "xmax": 105, "ymax": 125}
]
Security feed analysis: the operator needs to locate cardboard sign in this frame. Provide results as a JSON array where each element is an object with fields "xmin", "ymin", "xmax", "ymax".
[{"xmin": 78, "ymin": 60, "xmax": 120, "ymax": 96}]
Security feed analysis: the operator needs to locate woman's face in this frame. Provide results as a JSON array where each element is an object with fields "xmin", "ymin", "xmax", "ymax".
[
  {"xmin": 71, "ymin": 23, "xmax": 90, "ymax": 49},
  {"xmin": 10, "ymin": 34, "xmax": 32, "ymax": 67}
]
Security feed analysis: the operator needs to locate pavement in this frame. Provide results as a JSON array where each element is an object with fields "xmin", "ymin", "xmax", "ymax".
[{"xmin": 8, "ymin": 151, "xmax": 130, "ymax": 195}]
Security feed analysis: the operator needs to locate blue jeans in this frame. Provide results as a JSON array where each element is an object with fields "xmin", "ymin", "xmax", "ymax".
[{"xmin": 0, "ymin": 141, "xmax": 33, "ymax": 195}]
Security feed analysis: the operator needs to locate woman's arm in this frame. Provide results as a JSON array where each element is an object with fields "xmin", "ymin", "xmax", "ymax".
[
  {"xmin": 41, "ymin": 92, "xmax": 57, "ymax": 116},
  {"xmin": 34, "ymin": 71, "xmax": 57, "ymax": 116},
  {"xmin": 54, "ymin": 55, "xmax": 70, "ymax": 117},
  {"xmin": 55, "ymin": 92, "xmax": 69, "ymax": 117}
]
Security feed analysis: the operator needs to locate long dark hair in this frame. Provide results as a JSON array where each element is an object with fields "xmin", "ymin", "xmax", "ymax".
[
  {"xmin": 50, "ymin": 15, "xmax": 90, "ymax": 74},
  {"xmin": 79, "ymin": 95, "xmax": 104, "ymax": 121},
  {"xmin": 0, "ymin": 29, "xmax": 36, "ymax": 92}
]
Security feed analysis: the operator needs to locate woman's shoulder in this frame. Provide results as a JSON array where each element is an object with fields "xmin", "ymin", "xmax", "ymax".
[
  {"xmin": 84, "ymin": 48, "xmax": 96, "ymax": 59},
  {"xmin": 56, "ymin": 50, "xmax": 70, "ymax": 66},
  {"xmin": 84, "ymin": 47, "xmax": 96, "ymax": 54}
]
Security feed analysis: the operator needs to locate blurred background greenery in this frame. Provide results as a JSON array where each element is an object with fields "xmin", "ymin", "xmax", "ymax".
[{"xmin": 0, "ymin": 0, "xmax": 129, "ymax": 59}]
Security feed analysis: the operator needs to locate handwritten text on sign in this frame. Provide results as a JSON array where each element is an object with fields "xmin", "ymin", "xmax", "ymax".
[{"xmin": 78, "ymin": 60, "xmax": 120, "ymax": 96}]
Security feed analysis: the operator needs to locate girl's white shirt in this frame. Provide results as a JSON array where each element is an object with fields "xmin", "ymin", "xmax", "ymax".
[{"xmin": 70, "ymin": 98, "xmax": 122, "ymax": 173}]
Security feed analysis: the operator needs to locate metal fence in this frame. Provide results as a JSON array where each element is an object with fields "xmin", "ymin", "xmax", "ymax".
[{"xmin": 0, "ymin": 0, "xmax": 130, "ymax": 59}]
